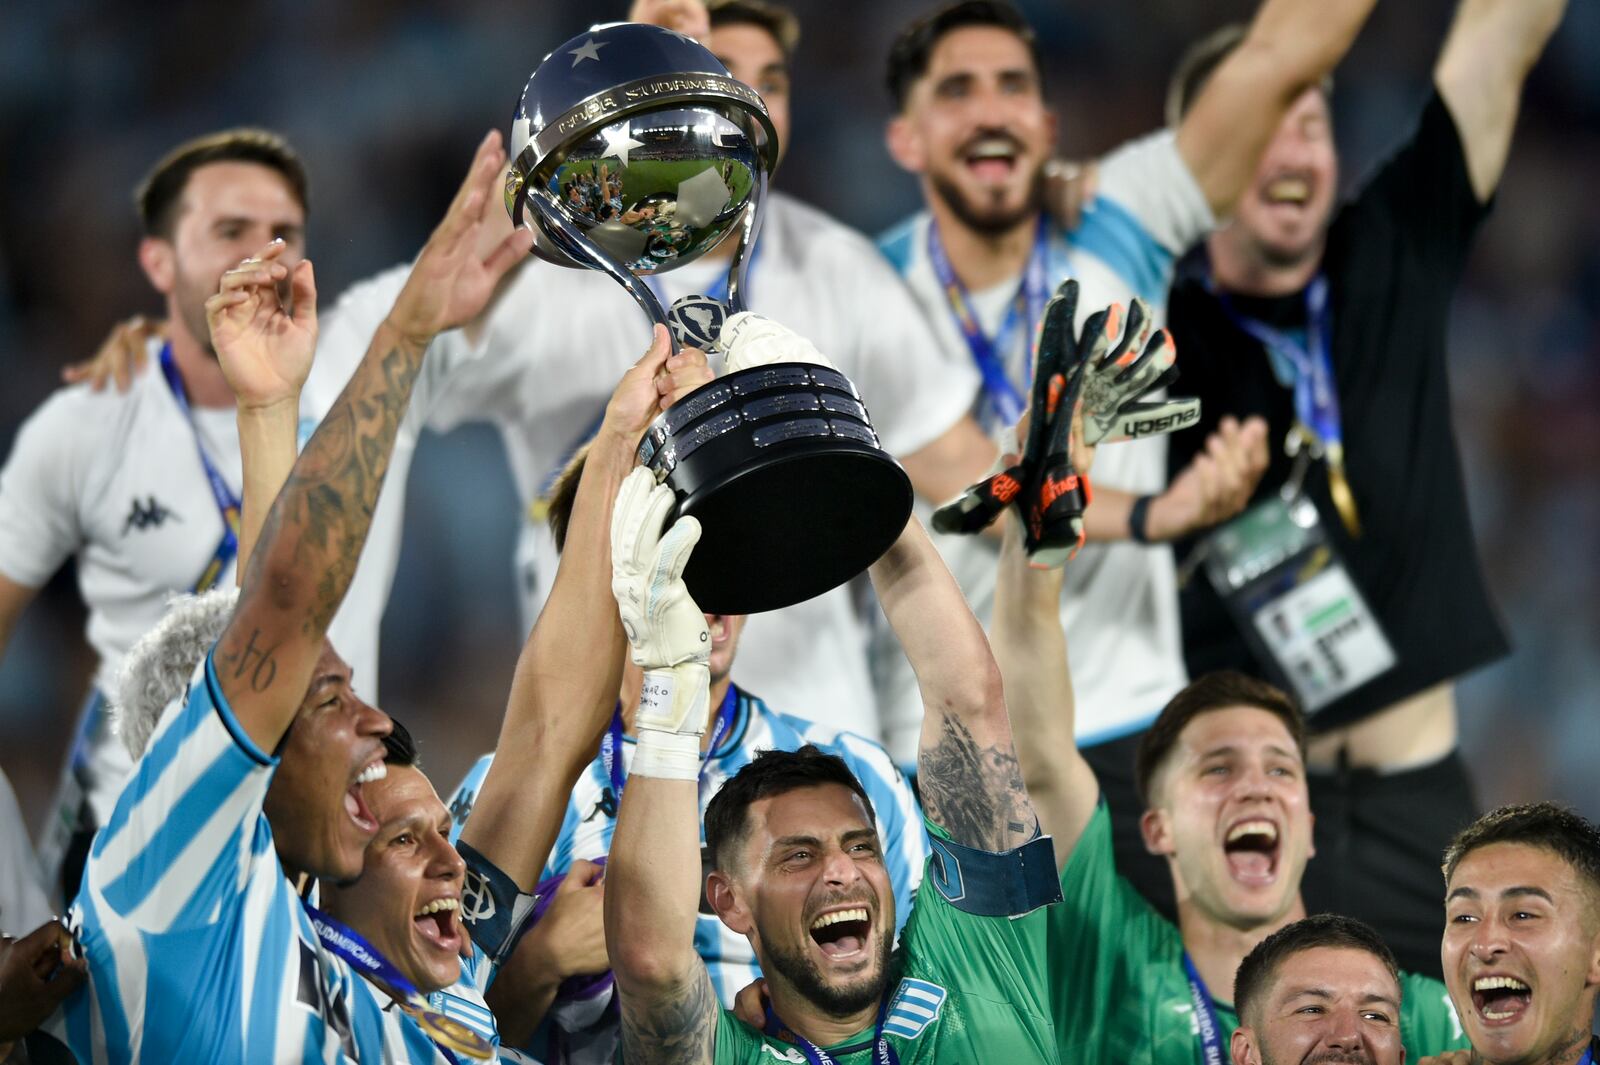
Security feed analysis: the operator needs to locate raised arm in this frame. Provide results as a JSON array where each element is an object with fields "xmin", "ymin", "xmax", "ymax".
[
  {"xmin": 208, "ymin": 131, "xmax": 531, "ymax": 752},
  {"xmin": 872, "ymin": 517, "xmax": 1033, "ymax": 852},
  {"xmin": 989, "ymin": 518, "xmax": 1099, "ymax": 872},
  {"xmin": 1177, "ymin": 0, "xmax": 1378, "ymax": 216},
  {"xmin": 1433, "ymin": 0, "xmax": 1567, "ymax": 201},
  {"xmin": 459, "ymin": 328, "xmax": 714, "ymax": 889},
  {"xmin": 605, "ymin": 471, "xmax": 719, "ymax": 1065}
]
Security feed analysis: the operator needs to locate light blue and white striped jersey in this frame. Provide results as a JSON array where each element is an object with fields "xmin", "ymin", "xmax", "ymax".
[
  {"xmin": 63, "ymin": 649, "xmax": 500, "ymax": 1064},
  {"xmin": 447, "ymin": 685, "xmax": 927, "ymax": 1006},
  {"xmin": 874, "ymin": 129, "xmax": 1213, "ymax": 755}
]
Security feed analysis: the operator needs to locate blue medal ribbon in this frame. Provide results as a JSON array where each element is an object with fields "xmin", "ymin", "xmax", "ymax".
[
  {"xmin": 1210, "ymin": 273, "xmax": 1361, "ymax": 535},
  {"xmin": 926, "ymin": 214, "xmax": 1051, "ymax": 429},
  {"xmin": 763, "ymin": 990, "xmax": 901, "ymax": 1065},
  {"xmin": 302, "ymin": 902, "xmax": 492, "ymax": 1061},
  {"xmin": 157, "ymin": 344, "xmax": 242, "ymax": 592},
  {"xmin": 1181, "ymin": 952, "xmax": 1228, "ymax": 1065},
  {"xmin": 601, "ymin": 683, "xmax": 739, "ymax": 804}
]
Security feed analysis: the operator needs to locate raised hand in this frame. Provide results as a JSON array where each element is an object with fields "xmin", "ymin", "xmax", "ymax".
[
  {"xmin": 204, "ymin": 238, "xmax": 316, "ymax": 411},
  {"xmin": 628, "ymin": 0, "xmax": 710, "ymax": 42},
  {"xmin": 386, "ymin": 130, "xmax": 535, "ymax": 346}
]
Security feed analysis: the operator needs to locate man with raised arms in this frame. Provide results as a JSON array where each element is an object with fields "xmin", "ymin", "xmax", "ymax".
[
  {"xmin": 58, "ymin": 131, "xmax": 709, "ymax": 1062},
  {"xmin": 987, "ymin": 509, "xmax": 1469, "ymax": 1062}
]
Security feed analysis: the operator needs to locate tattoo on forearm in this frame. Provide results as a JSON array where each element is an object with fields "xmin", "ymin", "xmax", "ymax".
[
  {"xmin": 919, "ymin": 714, "xmax": 1036, "ymax": 851},
  {"xmin": 619, "ymin": 967, "xmax": 717, "ymax": 1065},
  {"xmin": 216, "ymin": 628, "xmax": 279, "ymax": 693},
  {"xmin": 247, "ymin": 341, "xmax": 424, "ymax": 637}
]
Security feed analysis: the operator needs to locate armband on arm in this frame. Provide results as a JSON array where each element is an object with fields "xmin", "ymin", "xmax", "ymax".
[
  {"xmin": 925, "ymin": 830, "xmax": 1062, "ymax": 917},
  {"xmin": 457, "ymin": 839, "xmax": 541, "ymax": 966}
]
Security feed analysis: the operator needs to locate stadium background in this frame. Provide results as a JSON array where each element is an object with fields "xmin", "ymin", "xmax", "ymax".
[{"xmin": 2, "ymin": 0, "xmax": 1596, "ymax": 839}]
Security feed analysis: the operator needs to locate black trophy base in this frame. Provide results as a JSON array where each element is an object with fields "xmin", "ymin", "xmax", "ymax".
[{"xmin": 638, "ymin": 362, "xmax": 913, "ymax": 615}]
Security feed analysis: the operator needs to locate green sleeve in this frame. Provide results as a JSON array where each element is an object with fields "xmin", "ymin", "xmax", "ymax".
[
  {"xmin": 1048, "ymin": 800, "xmax": 1189, "ymax": 1062},
  {"xmin": 900, "ymin": 819, "xmax": 1055, "ymax": 1028},
  {"xmin": 1399, "ymin": 972, "xmax": 1470, "ymax": 1058}
]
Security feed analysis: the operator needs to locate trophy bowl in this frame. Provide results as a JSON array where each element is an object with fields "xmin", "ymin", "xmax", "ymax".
[{"xmin": 508, "ymin": 23, "xmax": 913, "ymax": 614}]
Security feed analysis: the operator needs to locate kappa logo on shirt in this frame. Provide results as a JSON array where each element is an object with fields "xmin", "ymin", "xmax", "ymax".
[{"xmin": 122, "ymin": 495, "xmax": 180, "ymax": 535}]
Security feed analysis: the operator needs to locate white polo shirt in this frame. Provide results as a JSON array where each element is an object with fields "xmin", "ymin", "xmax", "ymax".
[{"xmin": 875, "ymin": 130, "xmax": 1214, "ymax": 759}]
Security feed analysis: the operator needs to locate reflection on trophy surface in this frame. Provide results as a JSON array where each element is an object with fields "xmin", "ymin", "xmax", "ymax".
[{"xmin": 507, "ymin": 22, "xmax": 912, "ymax": 614}]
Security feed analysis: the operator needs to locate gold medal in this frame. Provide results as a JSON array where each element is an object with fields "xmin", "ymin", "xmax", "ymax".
[
  {"xmin": 1324, "ymin": 443, "xmax": 1362, "ymax": 538},
  {"xmin": 398, "ymin": 1000, "xmax": 495, "ymax": 1060}
]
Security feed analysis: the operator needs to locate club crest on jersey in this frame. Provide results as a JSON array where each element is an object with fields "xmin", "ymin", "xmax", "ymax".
[{"xmin": 881, "ymin": 978, "xmax": 946, "ymax": 1040}]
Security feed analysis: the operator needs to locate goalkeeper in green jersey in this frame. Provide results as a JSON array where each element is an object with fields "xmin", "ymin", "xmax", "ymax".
[
  {"xmin": 989, "ymin": 503, "xmax": 1472, "ymax": 1063},
  {"xmin": 597, "ymin": 293, "xmax": 1177, "ymax": 1062}
]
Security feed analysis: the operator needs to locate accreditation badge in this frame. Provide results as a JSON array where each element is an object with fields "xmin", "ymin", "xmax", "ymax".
[{"xmin": 1203, "ymin": 495, "xmax": 1395, "ymax": 714}]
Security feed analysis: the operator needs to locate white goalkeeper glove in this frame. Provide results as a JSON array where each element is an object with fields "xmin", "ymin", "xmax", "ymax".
[
  {"xmin": 610, "ymin": 468, "xmax": 710, "ymax": 779},
  {"xmin": 715, "ymin": 312, "xmax": 837, "ymax": 372}
]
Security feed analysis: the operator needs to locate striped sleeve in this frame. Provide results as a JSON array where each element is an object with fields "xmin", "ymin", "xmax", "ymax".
[
  {"xmin": 83, "ymin": 646, "xmax": 276, "ymax": 933},
  {"xmin": 446, "ymin": 752, "xmax": 494, "ymax": 844}
]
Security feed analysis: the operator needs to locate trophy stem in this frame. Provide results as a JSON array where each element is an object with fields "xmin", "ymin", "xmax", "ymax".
[
  {"xmin": 526, "ymin": 192, "xmax": 679, "ymax": 352},
  {"xmin": 724, "ymin": 167, "xmax": 769, "ymax": 316}
]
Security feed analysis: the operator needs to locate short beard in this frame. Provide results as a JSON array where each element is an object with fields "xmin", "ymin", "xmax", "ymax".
[
  {"xmin": 930, "ymin": 165, "xmax": 1044, "ymax": 239},
  {"xmin": 761, "ymin": 928, "xmax": 892, "ymax": 1019}
]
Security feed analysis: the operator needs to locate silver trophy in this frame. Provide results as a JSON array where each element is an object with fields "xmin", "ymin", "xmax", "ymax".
[{"xmin": 507, "ymin": 23, "xmax": 912, "ymax": 614}]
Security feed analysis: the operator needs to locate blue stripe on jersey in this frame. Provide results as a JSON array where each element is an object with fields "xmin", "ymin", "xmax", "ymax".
[
  {"xmin": 876, "ymin": 217, "xmax": 918, "ymax": 275},
  {"xmin": 247, "ymin": 879, "xmax": 297, "ymax": 1059},
  {"xmin": 100, "ymin": 746, "xmax": 251, "ymax": 915},
  {"xmin": 1065, "ymin": 196, "xmax": 1172, "ymax": 305}
]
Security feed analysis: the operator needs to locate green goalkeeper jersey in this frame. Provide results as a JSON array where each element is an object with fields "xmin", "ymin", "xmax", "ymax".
[
  {"xmin": 1048, "ymin": 802, "xmax": 1470, "ymax": 1063},
  {"xmin": 709, "ymin": 819, "xmax": 1058, "ymax": 1064}
]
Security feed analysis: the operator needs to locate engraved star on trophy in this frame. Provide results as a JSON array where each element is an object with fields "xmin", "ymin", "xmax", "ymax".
[{"xmin": 506, "ymin": 23, "xmax": 912, "ymax": 614}]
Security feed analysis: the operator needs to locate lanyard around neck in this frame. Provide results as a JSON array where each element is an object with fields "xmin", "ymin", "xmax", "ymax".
[
  {"xmin": 1181, "ymin": 951, "xmax": 1228, "ymax": 1065},
  {"xmin": 926, "ymin": 214, "xmax": 1051, "ymax": 429},
  {"xmin": 157, "ymin": 343, "xmax": 242, "ymax": 591},
  {"xmin": 601, "ymin": 683, "xmax": 739, "ymax": 803},
  {"xmin": 302, "ymin": 901, "xmax": 493, "ymax": 1061},
  {"xmin": 764, "ymin": 990, "xmax": 901, "ymax": 1065}
]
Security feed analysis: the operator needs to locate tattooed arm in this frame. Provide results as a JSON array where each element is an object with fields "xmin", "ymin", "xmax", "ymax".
[
  {"xmin": 870, "ymin": 517, "xmax": 1034, "ymax": 851},
  {"xmin": 207, "ymin": 131, "xmax": 531, "ymax": 751}
]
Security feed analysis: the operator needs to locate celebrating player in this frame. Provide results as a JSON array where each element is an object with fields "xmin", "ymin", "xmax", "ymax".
[
  {"xmin": 59, "ymin": 132, "xmax": 548, "ymax": 1062},
  {"xmin": 1441, "ymin": 803, "xmax": 1600, "ymax": 1065},
  {"xmin": 987, "ymin": 508, "xmax": 1470, "ymax": 1062},
  {"xmin": 1163, "ymin": 0, "xmax": 1569, "ymax": 977},
  {"xmin": 446, "ymin": 437, "xmax": 927, "ymax": 1057}
]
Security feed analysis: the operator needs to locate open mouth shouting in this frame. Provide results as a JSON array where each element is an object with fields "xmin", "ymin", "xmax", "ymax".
[
  {"xmin": 413, "ymin": 896, "xmax": 464, "ymax": 956},
  {"xmin": 345, "ymin": 760, "xmax": 386, "ymax": 835},
  {"xmin": 1223, "ymin": 817, "xmax": 1281, "ymax": 886},
  {"xmin": 1257, "ymin": 171, "xmax": 1316, "ymax": 214},
  {"xmin": 809, "ymin": 905, "xmax": 873, "ymax": 964},
  {"xmin": 1470, "ymin": 974, "xmax": 1533, "ymax": 1025},
  {"xmin": 962, "ymin": 133, "xmax": 1023, "ymax": 185}
]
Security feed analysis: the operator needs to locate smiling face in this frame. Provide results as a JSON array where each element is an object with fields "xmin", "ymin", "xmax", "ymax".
[
  {"xmin": 1442, "ymin": 842, "xmax": 1600, "ymax": 1065},
  {"xmin": 141, "ymin": 160, "xmax": 307, "ymax": 356},
  {"xmin": 1229, "ymin": 87, "xmax": 1338, "ymax": 269},
  {"xmin": 320, "ymin": 765, "xmax": 468, "ymax": 995},
  {"xmin": 1142, "ymin": 706, "xmax": 1313, "ymax": 929},
  {"xmin": 710, "ymin": 22, "xmax": 791, "ymax": 164},
  {"xmin": 1232, "ymin": 946, "xmax": 1404, "ymax": 1065},
  {"xmin": 264, "ymin": 641, "xmax": 393, "ymax": 883},
  {"xmin": 708, "ymin": 783, "xmax": 893, "ymax": 1018},
  {"xmin": 888, "ymin": 24, "xmax": 1055, "ymax": 238}
]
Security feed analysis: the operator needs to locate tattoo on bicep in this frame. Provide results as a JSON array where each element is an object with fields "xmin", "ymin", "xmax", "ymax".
[
  {"xmin": 919, "ymin": 714, "xmax": 1036, "ymax": 851},
  {"xmin": 619, "ymin": 967, "xmax": 718, "ymax": 1065}
]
